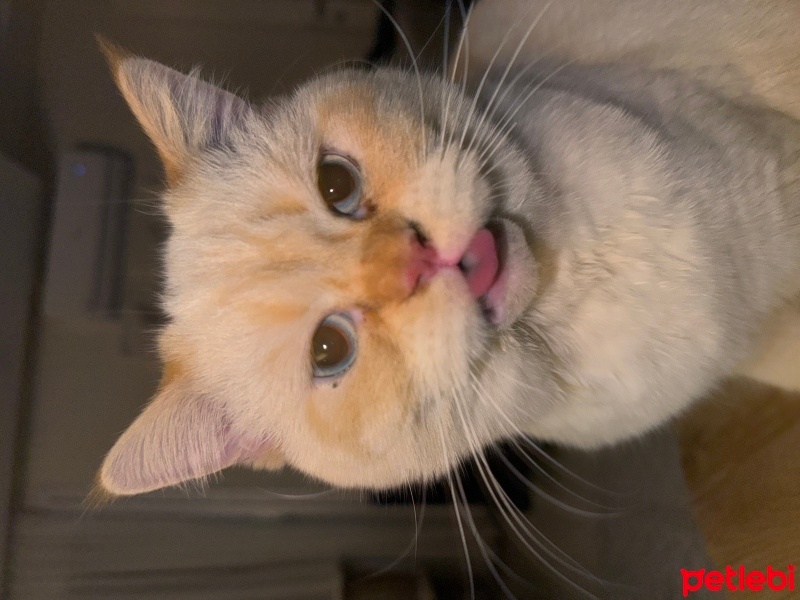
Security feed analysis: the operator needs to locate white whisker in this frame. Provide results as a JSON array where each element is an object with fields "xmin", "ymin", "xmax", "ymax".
[
  {"xmin": 436, "ymin": 419, "xmax": 476, "ymax": 600},
  {"xmin": 444, "ymin": 0, "xmax": 474, "ymax": 153},
  {"xmin": 477, "ymin": 61, "xmax": 573, "ymax": 170},
  {"xmin": 453, "ymin": 463, "xmax": 520, "ymax": 599},
  {"xmin": 372, "ymin": 0, "xmax": 428, "ymax": 160},
  {"xmin": 438, "ymin": 0, "xmax": 453, "ymax": 153},
  {"xmin": 515, "ymin": 436, "xmax": 630, "ymax": 500},
  {"xmin": 256, "ymin": 488, "xmax": 335, "ymax": 500},
  {"xmin": 455, "ymin": 2, "xmax": 542, "ymax": 165},
  {"xmin": 474, "ymin": 363, "xmax": 628, "ymax": 503},
  {"xmin": 461, "ymin": 2, "xmax": 553, "ymax": 166},
  {"xmin": 364, "ymin": 487, "xmax": 428, "ymax": 579},
  {"xmin": 453, "ymin": 384, "xmax": 608, "ymax": 593},
  {"xmin": 495, "ymin": 448, "xmax": 622, "ymax": 517}
]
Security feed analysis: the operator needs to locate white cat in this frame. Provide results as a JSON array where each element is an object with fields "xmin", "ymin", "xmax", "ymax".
[{"xmin": 97, "ymin": 0, "xmax": 800, "ymax": 498}]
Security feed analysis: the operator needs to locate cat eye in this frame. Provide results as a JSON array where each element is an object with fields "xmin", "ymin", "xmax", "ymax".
[
  {"xmin": 317, "ymin": 154, "xmax": 363, "ymax": 217},
  {"xmin": 311, "ymin": 313, "xmax": 357, "ymax": 379}
]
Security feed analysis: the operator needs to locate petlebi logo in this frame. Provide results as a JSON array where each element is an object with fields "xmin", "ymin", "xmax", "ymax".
[{"xmin": 681, "ymin": 565, "xmax": 795, "ymax": 596}]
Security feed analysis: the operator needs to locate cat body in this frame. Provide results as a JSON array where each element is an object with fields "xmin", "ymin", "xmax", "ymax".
[
  {"xmin": 97, "ymin": 0, "xmax": 800, "ymax": 496},
  {"xmin": 466, "ymin": 0, "xmax": 800, "ymax": 392},
  {"xmin": 466, "ymin": 0, "xmax": 800, "ymax": 121},
  {"xmin": 479, "ymin": 62, "xmax": 800, "ymax": 447}
]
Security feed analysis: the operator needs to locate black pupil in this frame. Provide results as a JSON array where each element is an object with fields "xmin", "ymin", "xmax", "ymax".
[
  {"xmin": 312, "ymin": 323, "xmax": 350, "ymax": 368},
  {"xmin": 318, "ymin": 161, "xmax": 355, "ymax": 208}
]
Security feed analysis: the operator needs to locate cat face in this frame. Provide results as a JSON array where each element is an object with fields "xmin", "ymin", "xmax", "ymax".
[
  {"xmin": 99, "ymin": 45, "xmax": 769, "ymax": 497},
  {"xmin": 98, "ymin": 51, "xmax": 545, "ymax": 495}
]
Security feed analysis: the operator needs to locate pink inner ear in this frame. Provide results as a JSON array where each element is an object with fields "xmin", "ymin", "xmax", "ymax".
[
  {"xmin": 221, "ymin": 430, "xmax": 275, "ymax": 465},
  {"xmin": 99, "ymin": 386, "xmax": 276, "ymax": 496}
]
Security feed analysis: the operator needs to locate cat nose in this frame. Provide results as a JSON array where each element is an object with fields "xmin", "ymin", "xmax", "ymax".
[{"xmin": 405, "ymin": 232, "xmax": 442, "ymax": 295}]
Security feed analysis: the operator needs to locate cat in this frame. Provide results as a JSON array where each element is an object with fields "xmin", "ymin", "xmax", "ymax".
[{"xmin": 96, "ymin": 0, "xmax": 800, "ymax": 498}]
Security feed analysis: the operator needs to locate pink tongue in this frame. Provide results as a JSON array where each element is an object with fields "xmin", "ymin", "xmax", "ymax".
[{"xmin": 462, "ymin": 229, "xmax": 499, "ymax": 298}]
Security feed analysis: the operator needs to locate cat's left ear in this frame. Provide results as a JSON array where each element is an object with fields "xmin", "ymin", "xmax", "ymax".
[
  {"xmin": 97, "ymin": 367, "xmax": 282, "ymax": 497},
  {"xmin": 99, "ymin": 38, "xmax": 252, "ymax": 185}
]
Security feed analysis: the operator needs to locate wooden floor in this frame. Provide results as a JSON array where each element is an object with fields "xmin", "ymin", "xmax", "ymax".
[{"xmin": 680, "ymin": 378, "xmax": 800, "ymax": 600}]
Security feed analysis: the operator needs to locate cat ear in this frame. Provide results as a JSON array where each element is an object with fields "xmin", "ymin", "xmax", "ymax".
[
  {"xmin": 98, "ymin": 368, "xmax": 281, "ymax": 496},
  {"xmin": 99, "ymin": 38, "xmax": 251, "ymax": 185},
  {"xmin": 98, "ymin": 377, "xmax": 239, "ymax": 496}
]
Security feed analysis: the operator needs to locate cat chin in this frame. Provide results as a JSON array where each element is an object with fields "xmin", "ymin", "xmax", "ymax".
[{"xmin": 525, "ymin": 380, "xmax": 704, "ymax": 451}]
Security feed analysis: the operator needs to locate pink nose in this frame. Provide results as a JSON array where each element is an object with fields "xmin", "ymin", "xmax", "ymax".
[
  {"xmin": 405, "ymin": 233, "xmax": 442, "ymax": 294},
  {"xmin": 404, "ymin": 228, "xmax": 500, "ymax": 298}
]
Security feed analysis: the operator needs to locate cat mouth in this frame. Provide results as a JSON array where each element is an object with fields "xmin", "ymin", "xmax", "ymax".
[
  {"xmin": 458, "ymin": 224, "xmax": 507, "ymax": 324},
  {"xmin": 408, "ymin": 223, "xmax": 513, "ymax": 325}
]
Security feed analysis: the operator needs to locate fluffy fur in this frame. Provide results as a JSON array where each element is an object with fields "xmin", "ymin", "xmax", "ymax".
[
  {"xmin": 465, "ymin": 0, "xmax": 800, "ymax": 391},
  {"xmin": 98, "ymin": 1, "xmax": 800, "ymax": 496}
]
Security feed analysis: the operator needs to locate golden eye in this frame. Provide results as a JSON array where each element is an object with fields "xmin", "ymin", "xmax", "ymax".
[
  {"xmin": 317, "ymin": 154, "xmax": 362, "ymax": 217},
  {"xmin": 311, "ymin": 313, "xmax": 357, "ymax": 378}
]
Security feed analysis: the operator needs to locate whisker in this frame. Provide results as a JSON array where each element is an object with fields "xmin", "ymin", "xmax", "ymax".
[
  {"xmin": 470, "ymin": 58, "xmax": 550, "ymax": 171},
  {"xmin": 411, "ymin": 484, "xmax": 419, "ymax": 560},
  {"xmin": 411, "ymin": 7, "xmax": 450, "ymax": 71},
  {"xmin": 465, "ymin": 367, "xmax": 620, "ymax": 507},
  {"xmin": 255, "ymin": 488, "xmax": 335, "ymax": 500},
  {"xmin": 414, "ymin": 486, "xmax": 426, "ymax": 561},
  {"xmin": 477, "ymin": 61, "xmax": 574, "ymax": 170},
  {"xmin": 363, "ymin": 487, "xmax": 428, "ymax": 579},
  {"xmin": 434, "ymin": 414, "xmax": 476, "ymax": 600},
  {"xmin": 461, "ymin": 2, "xmax": 553, "ymax": 166},
  {"xmin": 371, "ymin": 0, "xmax": 428, "ymax": 160},
  {"xmin": 514, "ymin": 436, "xmax": 631, "ymax": 501},
  {"xmin": 495, "ymin": 448, "xmax": 622, "ymax": 517},
  {"xmin": 266, "ymin": 49, "xmax": 313, "ymax": 96},
  {"xmin": 438, "ymin": 0, "xmax": 454, "ymax": 155},
  {"xmin": 317, "ymin": 57, "xmax": 379, "ymax": 75},
  {"xmin": 444, "ymin": 0, "xmax": 474, "ymax": 153},
  {"xmin": 453, "ymin": 464, "xmax": 520, "ymax": 599},
  {"xmin": 52, "ymin": 198, "xmax": 157, "ymax": 206},
  {"xmin": 455, "ymin": 1, "xmax": 539, "ymax": 165},
  {"xmin": 477, "ymin": 52, "xmax": 546, "ymax": 136},
  {"xmin": 506, "ymin": 440, "xmax": 626, "ymax": 512},
  {"xmin": 472, "ymin": 364, "xmax": 628, "ymax": 504},
  {"xmin": 463, "ymin": 416, "xmax": 619, "ymax": 598},
  {"xmin": 453, "ymin": 0, "xmax": 473, "ymax": 92},
  {"xmin": 454, "ymin": 385, "xmax": 605, "ymax": 586}
]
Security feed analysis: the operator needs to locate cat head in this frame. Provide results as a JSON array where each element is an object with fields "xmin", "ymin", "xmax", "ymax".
[{"xmin": 98, "ymin": 46, "xmax": 552, "ymax": 496}]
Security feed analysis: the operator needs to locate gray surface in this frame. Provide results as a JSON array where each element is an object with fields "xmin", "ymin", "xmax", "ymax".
[
  {"xmin": 0, "ymin": 156, "xmax": 42, "ymax": 600},
  {"xmin": 503, "ymin": 427, "xmax": 717, "ymax": 599}
]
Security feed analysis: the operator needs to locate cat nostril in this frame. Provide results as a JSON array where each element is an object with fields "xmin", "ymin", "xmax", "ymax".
[
  {"xmin": 406, "ymin": 229, "xmax": 441, "ymax": 295},
  {"xmin": 408, "ymin": 221, "xmax": 429, "ymax": 246},
  {"xmin": 459, "ymin": 250, "xmax": 477, "ymax": 275}
]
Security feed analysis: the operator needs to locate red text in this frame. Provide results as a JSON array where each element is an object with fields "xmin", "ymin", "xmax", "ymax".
[{"xmin": 681, "ymin": 565, "xmax": 795, "ymax": 596}]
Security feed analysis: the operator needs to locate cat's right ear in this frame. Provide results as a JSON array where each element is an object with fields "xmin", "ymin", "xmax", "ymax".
[
  {"xmin": 98, "ymin": 37, "xmax": 251, "ymax": 185},
  {"xmin": 96, "ymin": 368, "xmax": 282, "ymax": 496}
]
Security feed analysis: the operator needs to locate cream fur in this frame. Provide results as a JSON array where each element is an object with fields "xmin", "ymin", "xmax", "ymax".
[
  {"xmin": 464, "ymin": 0, "xmax": 800, "ymax": 121},
  {"xmin": 465, "ymin": 0, "xmax": 800, "ymax": 393},
  {"xmin": 98, "ymin": 1, "xmax": 799, "ymax": 496}
]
